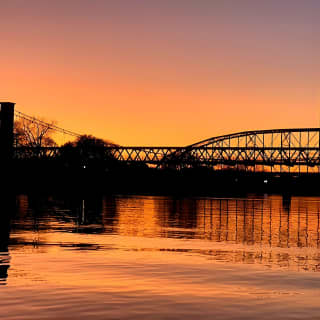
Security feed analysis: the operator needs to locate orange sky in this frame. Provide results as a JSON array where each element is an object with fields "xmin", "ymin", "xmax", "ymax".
[{"xmin": 1, "ymin": 1, "xmax": 319, "ymax": 146}]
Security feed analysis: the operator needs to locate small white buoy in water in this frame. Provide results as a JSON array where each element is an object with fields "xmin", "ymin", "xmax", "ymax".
[{"xmin": 264, "ymin": 179, "xmax": 268, "ymax": 184}]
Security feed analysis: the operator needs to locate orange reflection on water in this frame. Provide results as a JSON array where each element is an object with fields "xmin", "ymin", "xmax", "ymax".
[{"xmin": 2, "ymin": 194, "xmax": 320, "ymax": 319}]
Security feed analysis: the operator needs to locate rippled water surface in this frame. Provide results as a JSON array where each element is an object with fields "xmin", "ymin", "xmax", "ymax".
[{"xmin": 1, "ymin": 194, "xmax": 320, "ymax": 319}]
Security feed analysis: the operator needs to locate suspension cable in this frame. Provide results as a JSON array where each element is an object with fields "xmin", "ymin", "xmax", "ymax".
[{"xmin": 15, "ymin": 109, "xmax": 82, "ymax": 138}]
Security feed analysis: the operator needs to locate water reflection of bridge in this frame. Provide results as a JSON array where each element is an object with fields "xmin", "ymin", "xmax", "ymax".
[
  {"xmin": 12, "ymin": 195, "xmax": 320, "ymax": 251},
  {"xmin": 101, "ymin": 196, "xmax": 320, "ymax": 271},
  {"xmin": 102, "ymin": 196, "xmax": 320, "ymax": 248},
  {"xmin": 195, "ymin": 197, "xmax": 320, "ymax": 248},
  {"xmin": 12, "ymin": 195, "xmax": 320, "ymax": 250},
  {"xmin": 2, "ymin": 194, "xmax": 320, "ymax": 285}
]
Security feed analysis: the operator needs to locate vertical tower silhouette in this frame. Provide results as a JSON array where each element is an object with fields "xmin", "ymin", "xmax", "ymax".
[{"xmin": 0, "ymin": 102, "xmax": 15, "ymax": 162}]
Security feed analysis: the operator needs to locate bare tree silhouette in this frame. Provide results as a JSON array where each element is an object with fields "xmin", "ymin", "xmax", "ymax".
[{"xmin": 14, "ymin": 118, "xmax": 57, "ymax": 147}]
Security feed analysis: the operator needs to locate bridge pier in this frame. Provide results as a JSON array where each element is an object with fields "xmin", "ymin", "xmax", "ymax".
[{"xmin": 0, "ymin": 102, "xmax": 15, "ymax": 171}]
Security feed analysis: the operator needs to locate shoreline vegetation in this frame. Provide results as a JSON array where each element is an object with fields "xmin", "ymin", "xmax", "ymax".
[{"xmin": 10, "ymin": 159, "xmax": 320, "ymax": 196}]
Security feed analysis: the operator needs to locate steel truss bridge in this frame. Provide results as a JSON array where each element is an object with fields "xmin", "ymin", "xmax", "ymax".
[{"xmin": 14, "ymin": 126, "xmax": 320, "ymax": 174}]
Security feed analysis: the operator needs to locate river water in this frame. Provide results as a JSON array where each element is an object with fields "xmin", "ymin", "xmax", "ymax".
[{"xmin": 1, "ymin": 194, "xmax": 320, "ymax": 319}]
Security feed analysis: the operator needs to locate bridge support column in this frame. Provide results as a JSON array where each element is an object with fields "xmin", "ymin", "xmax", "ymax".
[{"xmin": 0, "ymin": 102, "xmax": 15, "ymax": 163}]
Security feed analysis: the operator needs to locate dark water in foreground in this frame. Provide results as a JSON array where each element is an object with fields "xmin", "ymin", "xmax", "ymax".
[{"xmin": 1, "ymin": 194, "xmax": 320, "ymax": 319}]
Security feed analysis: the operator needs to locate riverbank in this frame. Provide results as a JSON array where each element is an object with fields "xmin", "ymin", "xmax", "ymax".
[{"xmin": 9, "ymin": 160, "xmax": 320, "ymax": 196}]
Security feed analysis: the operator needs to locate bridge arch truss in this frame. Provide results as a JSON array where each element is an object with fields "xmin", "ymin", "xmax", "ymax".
[{"xmin": 162, "ymin": 128, "xmax": 320, "ymax": 173}]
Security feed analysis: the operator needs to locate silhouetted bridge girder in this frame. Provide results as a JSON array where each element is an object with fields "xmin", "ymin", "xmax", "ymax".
[{"xmin": 13, "ymin": 128, "xmax": 320, "ymax": 173}]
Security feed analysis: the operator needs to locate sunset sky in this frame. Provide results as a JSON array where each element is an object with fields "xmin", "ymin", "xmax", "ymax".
[{"xmin": 1, "ymin": 0, "xmax": 319, "ymax": 146}]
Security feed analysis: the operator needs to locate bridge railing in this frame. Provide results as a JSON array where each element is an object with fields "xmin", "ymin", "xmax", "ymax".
[
  {"xmin": 14, "ymin": 147, "xmax": 61, "ymax": 160},
  {"xmin": 13, "ymin": 145, "xmax": 320, "ymax": 173}
]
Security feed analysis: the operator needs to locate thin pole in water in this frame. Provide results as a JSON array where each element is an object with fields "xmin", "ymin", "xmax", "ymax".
[{"xmin": 81, "ymin": 199, "xmax": 85, "ymax": 224}]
